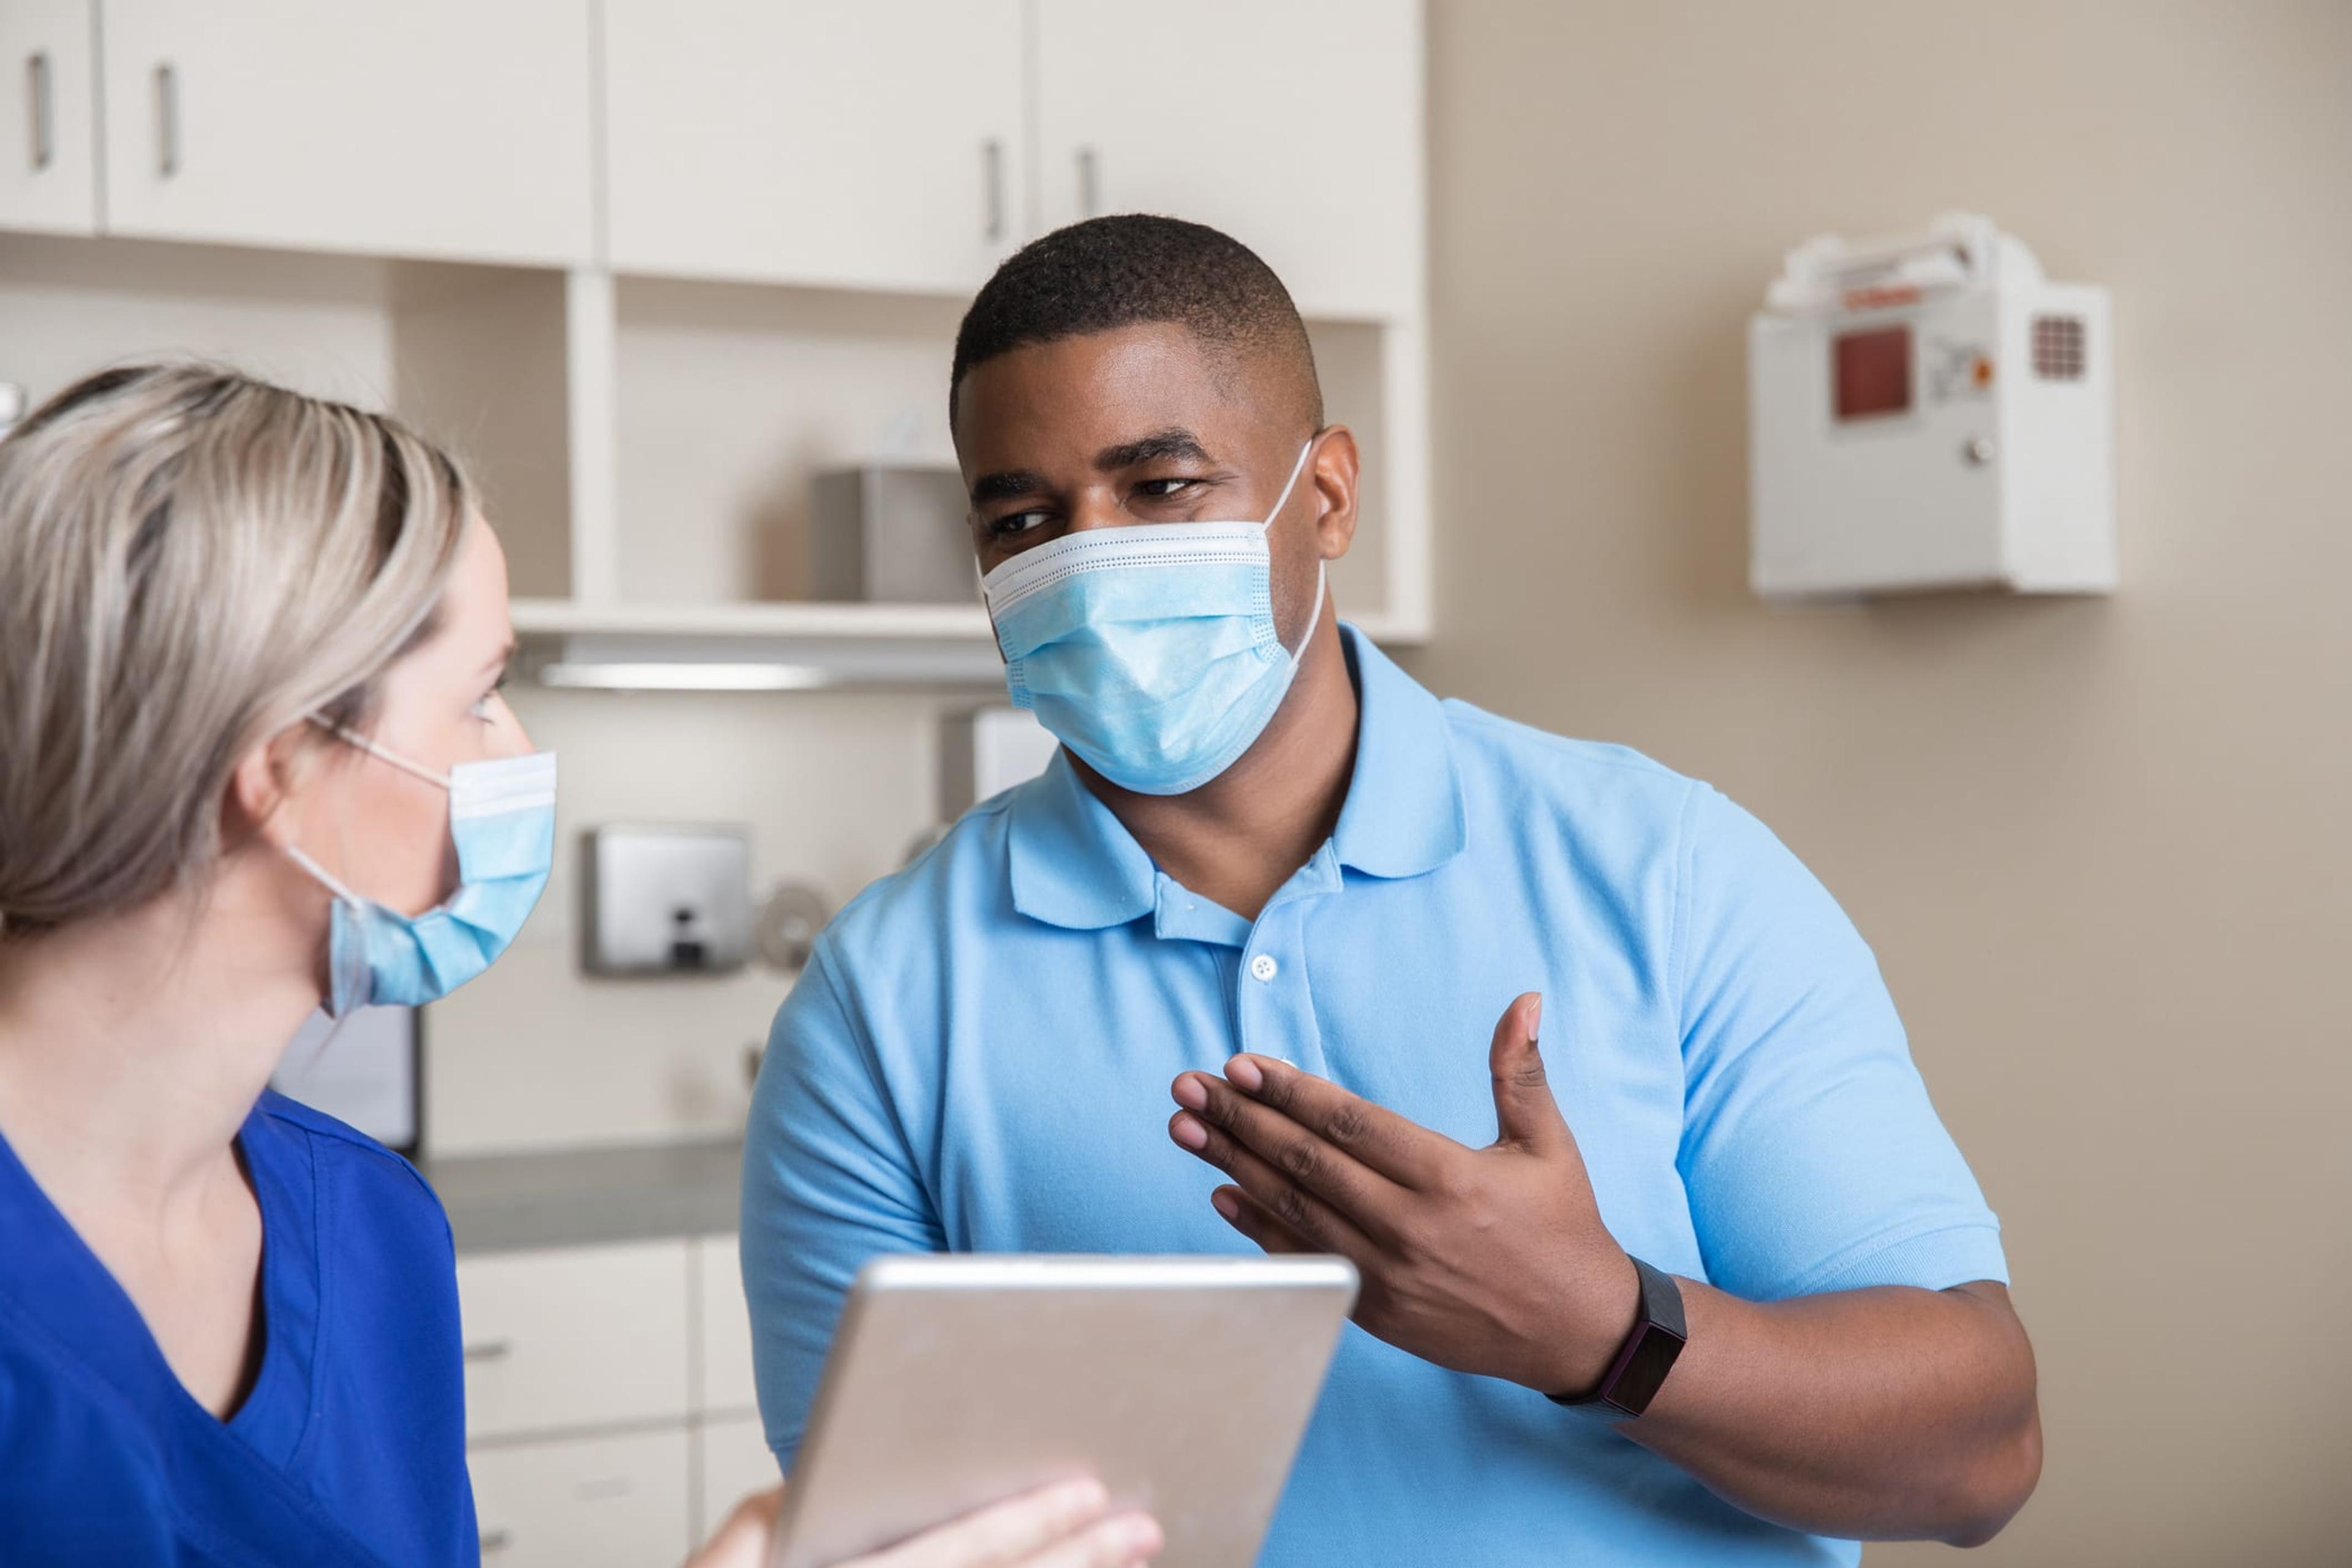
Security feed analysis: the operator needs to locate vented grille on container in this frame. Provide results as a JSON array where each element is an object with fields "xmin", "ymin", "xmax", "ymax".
[{"xmin": 2032, "ymin": 315, "xmax": 2086, "ymax": 380}]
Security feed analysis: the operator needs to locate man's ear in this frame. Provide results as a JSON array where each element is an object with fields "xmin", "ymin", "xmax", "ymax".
[{"xmin": 1310, "ymin": 425, "xmax": 1361, "ymax": 560}]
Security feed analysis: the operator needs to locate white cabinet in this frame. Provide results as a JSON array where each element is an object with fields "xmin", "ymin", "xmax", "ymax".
[
  {"xmin": 455, "ymin": 1240, "xmax": 692, "ymax": 1440},
  {"xmin": 0, "ymin": 2, "xmax": 96, "ymax": 234},
  {"xmin": 1032, "ymin": 0, "xmax": 1424, "ymax": 322},
  {"xmin": 603, "ymin": 0, "xmax": 1027, "ymax": 293},
  {"xmin": 472, "ymin": 1428, "xmax": 693, "ymax": 1567},
  {"xmin": 695, "ymin": 1414, "xmax": 780, "ymax": 1544},
  {"xmin": 695, "ymin": 1235, "xmax": 760, "ymax": 1415},
  {"xmin": 97, "ymin": 0, "xmax": 593, "ymax": 266},
  {"xmin": 458, "ymin": 1235, "xmax": 772, "ymax": 1559}
]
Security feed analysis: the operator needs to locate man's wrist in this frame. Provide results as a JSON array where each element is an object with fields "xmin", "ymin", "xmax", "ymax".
[
  {"xmin": 1532, "ymin": 1248, "xmax": 1643, "ymax": 1396},
  {"xmin": 1547, "ymin": 1255, "xmax": 1688, "ymax": 1418}
]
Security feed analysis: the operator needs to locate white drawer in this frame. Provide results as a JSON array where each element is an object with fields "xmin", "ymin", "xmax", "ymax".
[
  {"xmin": 456, "ymin": 1239, "xmax": 691, "ymax": 1439},
  {"xmin": 472, "ymin": 1427, "xmax": 692, "ymax": 1568},
  {"xmin": 694, "ymin": 1234, "xmax": 759, "ymax": 1416},
  {"xmin": 693, "ymin": 1414, "xmax": 781, "ymax": 1550}
]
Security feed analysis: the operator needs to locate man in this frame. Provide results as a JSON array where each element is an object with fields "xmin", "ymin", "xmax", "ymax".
[{"xmin": 744, "ymin": 216, "xmax": 2040, "ymax": 1564}]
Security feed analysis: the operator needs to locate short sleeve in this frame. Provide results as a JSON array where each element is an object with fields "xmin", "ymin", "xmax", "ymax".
[
  {"xmin": 1673, "ymin": 785, "xmax": 2008, "ymax": 1300},
  {"xmin": 740, "ymin": 944, "xmax": 944, "ymax": 1466}
]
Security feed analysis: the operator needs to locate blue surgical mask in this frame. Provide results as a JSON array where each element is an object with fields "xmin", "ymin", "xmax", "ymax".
[
  {"xmin": 981, "ymin": 438, "xmax": 1324, "ymax": 796},
  {"xmin": 285, "ymin": 725, "xmax": 557, "ymax": 1017}
]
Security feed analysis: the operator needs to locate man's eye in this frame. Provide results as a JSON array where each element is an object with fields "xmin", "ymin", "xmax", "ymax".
[
  {"xmin": 989, "ymin": 510, "xmax": 1052, "ymax": 540},
  {"xmin": 1135, "ymin": 478, "xmax": 1196, "ymax": 499}
]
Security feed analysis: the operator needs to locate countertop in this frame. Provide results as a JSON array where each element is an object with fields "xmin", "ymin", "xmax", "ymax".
[{"xmin": 419, "ymin": 1137, "xmax": 744, "ymax": 1256}]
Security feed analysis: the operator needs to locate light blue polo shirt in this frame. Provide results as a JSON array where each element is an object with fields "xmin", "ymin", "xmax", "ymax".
[{"xmin": 743, "ymin": 625, "xmax": 2006, "ymax": 1566}]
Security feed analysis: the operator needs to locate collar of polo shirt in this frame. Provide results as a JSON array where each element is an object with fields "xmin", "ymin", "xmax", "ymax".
[{"xmin": 1006, "ymin": 625, "xmax": 1469, "ymax": 930}]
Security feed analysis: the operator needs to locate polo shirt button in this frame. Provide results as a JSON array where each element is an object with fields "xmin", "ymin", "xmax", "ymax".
[{"xmin": 1248, "ymin": 953, "xmax": 1279, "ymax": 982}]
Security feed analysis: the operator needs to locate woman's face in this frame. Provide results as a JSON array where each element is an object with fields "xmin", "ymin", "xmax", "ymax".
[{"xmin": 281, "ymin": 518, "xmax": 530, "ymax": 919}]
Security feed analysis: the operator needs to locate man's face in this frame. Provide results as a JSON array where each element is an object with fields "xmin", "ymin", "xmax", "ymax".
[{"xmin": 952, "ymin": 322, "xmax": 1352, "ymax": 650}]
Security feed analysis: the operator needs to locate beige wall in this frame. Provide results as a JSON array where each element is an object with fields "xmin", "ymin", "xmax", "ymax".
[{"xmin": 1408, "ymin": 2, "xmax": 2350, "ymax": 1561}]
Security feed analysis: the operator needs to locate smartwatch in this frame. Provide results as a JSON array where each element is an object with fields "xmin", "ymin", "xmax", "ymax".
[{"xmin": 1548, "ymin": 1256, "xmax": 1686, "ymax": 1420}]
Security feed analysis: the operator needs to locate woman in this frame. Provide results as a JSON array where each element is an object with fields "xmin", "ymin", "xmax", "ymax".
[{"xmin": 0, "ymin": 365, "xmax": 1163, "ymax": 1568}]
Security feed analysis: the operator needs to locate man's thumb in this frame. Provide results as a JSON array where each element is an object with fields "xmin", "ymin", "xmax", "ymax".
[{"xmin": 1489, "ymin": 992, "xmax": 1570, "ymax": 1152}]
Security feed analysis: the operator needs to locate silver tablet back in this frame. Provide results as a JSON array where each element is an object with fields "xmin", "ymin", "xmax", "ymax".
[{"xmin": 771, "ymin": 1254, "xmax": 1359, "ymax": 1568}]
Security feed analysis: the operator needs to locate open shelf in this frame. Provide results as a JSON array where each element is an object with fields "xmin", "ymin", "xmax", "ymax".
[
  {"xmin": 0, "ymin": 232, "xmax": 579, "ymax": 600},
  {"xmin": 2, "ymin": 233, "xmax": 1430, "ymax": 695}
]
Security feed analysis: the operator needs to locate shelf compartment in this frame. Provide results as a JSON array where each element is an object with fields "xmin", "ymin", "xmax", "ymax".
[{"xmin": 0, "ymin": 232, "xmax": 576, "ymax": 600}]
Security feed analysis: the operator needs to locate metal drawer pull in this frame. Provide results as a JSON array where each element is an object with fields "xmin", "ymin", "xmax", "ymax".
[
  {"xmin": 1076, "ymin": 146, "xmax": 1099, "ymax": 218},
  {"xmin": 480, "ymin": 1528, "xmax": 512, "ymax": 1553},
  {"xmin": 154, "ymin": 62, "xmax": 178, "ymax": 178},
  {"xmin": 462, "ymin": 1339, "xmax": 514, "ymax": 1363},
  {"xmin": 982, "ymin": 137, "xmax": 1005, "ymax": 243},
  {"xmin": 27, "ymin": 53, "xmax": 52, "ymax": 171}
]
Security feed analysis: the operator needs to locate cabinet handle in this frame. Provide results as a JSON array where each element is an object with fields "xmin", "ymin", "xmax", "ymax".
[
  {"xmin": 1076, "ymin": 146, "xmax": 1099, "ymax": 219},
  {"xmin": 26, "ymin": 52, "xmax": 51, "ymax": 171},
  {"xmin": 462, "ymin": 1339, "xmax": 514, "ymax": 1363},
  {"xmin": 154, "ymin": 62, "xmax": 178, "ymax": 177},
  {"xmin": 480, "ymin": 1528, "xmax": 512, "ymax": 1553},
  {"xmin": 982, "ymin": 137, "xmax": 1005, "ymax": 243}
]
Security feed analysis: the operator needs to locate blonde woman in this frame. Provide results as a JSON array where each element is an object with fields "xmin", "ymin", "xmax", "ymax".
[{"xmin": 0, "ymin": 366, "xmax": 1162, "ymax": 1568}]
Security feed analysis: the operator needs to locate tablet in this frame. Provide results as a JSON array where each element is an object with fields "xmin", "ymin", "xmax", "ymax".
[{"xmin": 770, "ymin": 1254, "xmax": 1359, "ymax": 1568}]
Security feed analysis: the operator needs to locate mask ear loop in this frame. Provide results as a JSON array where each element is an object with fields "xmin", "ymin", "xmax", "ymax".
[
  {"xmin": 304, "ymin": 715, "xmax": 452, "ymax": 790},
  {"xmin": 281, "ymin": 716, "xmax": 451, "ymax": 908},
  {"xmin": 283, "ymin": 843, "xmax": 361, "ymax": 907},
  {"xmin": 1268, "ymin": 435, "xmax": 1326, "ymax": 662},
  {"xmin": 1291, "ymin": 557, "xmax": 1329, "ymax": 663},
  {"xmin": 1262, "ymin": 435, "xmax": 1318, "ymax": 527}
]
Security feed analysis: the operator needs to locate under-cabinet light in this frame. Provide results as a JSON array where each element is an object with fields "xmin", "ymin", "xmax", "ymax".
[{"xmin": 535, "ymin": 662, "xmax": 832, "ymax": 692}]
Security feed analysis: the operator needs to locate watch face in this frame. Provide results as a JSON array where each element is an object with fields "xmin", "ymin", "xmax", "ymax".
[{"xmin": 1609, "ymin": 1323, "xmax": 1686, "ymax": 1415}]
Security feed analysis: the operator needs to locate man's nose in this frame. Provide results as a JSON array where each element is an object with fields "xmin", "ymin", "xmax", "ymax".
[{"xmin": 1065, "ymin": 483, "xmax": 1131, "ymax": 535}]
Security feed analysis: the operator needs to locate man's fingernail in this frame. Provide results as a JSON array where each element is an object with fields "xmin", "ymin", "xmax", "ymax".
[
  {"xmin": 1226, "ymin": 1055, "xmax": 1264, "ymax": 1092},
  {"xmin": 1528, "ymin": 994, "xmax": 1544, "ymax": 1046},
  {"xmin": 1171, "ymin": 1114, "xmax": 1208, "ymax": 1151},
  {"xmin": 1118, "ymin": 1515, "xmax": 1164, "ymax": 1553},
  {"xmin": 1172, "ymin": 1074, "xmax": 1207, "ymax": 1110},
  {"xmin": 1211, "ymin": 1189, "xmax": 1240, "ymax": 1220}
]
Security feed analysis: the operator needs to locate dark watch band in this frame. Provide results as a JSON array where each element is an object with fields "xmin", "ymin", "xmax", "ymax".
[{"xmin": 1548, "ymin": 1256, "xmax": 1687, "ymax": 1419}]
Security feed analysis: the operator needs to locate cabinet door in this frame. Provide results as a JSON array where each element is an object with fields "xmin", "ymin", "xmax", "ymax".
[
  {"xmin": 693, "ymin": 1415, "xmax": 780, "ymax": 1549},
  {"xmin": 605, "ymin": 0, "xmax": 1026, "ymax": 292},
  {"xmin": 472, "ymin": 1428, "xmax": 692, "ymax": 1567},
  {"xmin": 693, "ymin": 1235, "xmax": 759, "ymax": 1415},
  {"xmin": 0, "ymin": 1, "xmax": 96, "ymax": 233},
  {"xmin": 1033, "ymin": 0, "xmax": 1422, "ymax": 322},
  {"xmin": 99, "ymin": 1, "xmax": 592, "ymax": 266},
  {"xmin": 456, "ymin": 1240, "xmax": 692, "ymax": 1441}
]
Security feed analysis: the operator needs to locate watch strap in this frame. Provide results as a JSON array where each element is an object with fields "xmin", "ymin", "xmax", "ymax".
[{"xmin": 1548, "ymin": 1256, "xmax": 1687, "ymax": 1419}]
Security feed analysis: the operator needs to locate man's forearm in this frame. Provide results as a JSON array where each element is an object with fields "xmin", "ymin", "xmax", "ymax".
[{"xmin": 1625, "ymin": 1279, "xmax": 2041, "ymax": 1545}]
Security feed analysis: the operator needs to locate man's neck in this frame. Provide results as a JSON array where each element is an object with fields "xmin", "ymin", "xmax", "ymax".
[{"xmin": 1075, "ymin": 612, "xmax": 1359, "ymax": 922}]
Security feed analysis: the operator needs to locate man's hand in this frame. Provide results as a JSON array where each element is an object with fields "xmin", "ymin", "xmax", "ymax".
[{"xmin": 1168, "ymin": 991, "xmax": 1640, "ymax": 1396}]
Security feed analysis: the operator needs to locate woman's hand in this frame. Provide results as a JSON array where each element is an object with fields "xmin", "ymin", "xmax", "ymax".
[{"xmin": 685, "ymin": 1478, "xmax": 1161, "ymax": 1568}]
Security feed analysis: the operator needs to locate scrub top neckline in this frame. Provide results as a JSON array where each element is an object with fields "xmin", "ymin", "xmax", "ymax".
[{"xmin": 0, "ymin": 1099, "xmax": 311, "ymax": 1447}]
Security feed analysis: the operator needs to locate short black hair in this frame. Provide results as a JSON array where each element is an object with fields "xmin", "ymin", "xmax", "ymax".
[{"xmin": 950, "ymin": 214, "xmax": 1321, "ymax": 431}]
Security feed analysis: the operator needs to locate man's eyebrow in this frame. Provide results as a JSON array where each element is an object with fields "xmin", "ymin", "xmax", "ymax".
[
  {"xmin": 478, "ymin": 639, "xmax": 520, "ymax": 676},
  {"xmin": 970, "ymin": 468, "xmax": 1050, "ymax": 505},
  {"xmin": 1096, "ymin": 428, "xmax": 1212, "ymax": 470}
]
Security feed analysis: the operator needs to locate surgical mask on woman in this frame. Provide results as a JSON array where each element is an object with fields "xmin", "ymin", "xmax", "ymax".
[
  {"xmin": 283, "ymin": 723, "xmax": 556, "ymax": 1017},
  {"xmin": 981, "ymin": 438, "xmax": 1324, "ymax": 795}
]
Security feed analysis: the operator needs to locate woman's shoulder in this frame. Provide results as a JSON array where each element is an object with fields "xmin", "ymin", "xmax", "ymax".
[{"xmin": 247, "ymin": 1091, "xmax": 454, "ymax": 1261}]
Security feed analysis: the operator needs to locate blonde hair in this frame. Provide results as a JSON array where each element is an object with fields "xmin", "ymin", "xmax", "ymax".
[{"xmin": 0, "ymin": 364, "xmax": 473, "ymax": 940}]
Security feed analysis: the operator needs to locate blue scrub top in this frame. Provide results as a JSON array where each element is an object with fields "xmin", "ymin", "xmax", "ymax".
[
  {"xmin": 743, "ymin": 625, "xmax": 2009, "ymax": 1566},
  {"xmin": 0, "ymin": 1091, "xmax": 476, "ymax": 1566}
]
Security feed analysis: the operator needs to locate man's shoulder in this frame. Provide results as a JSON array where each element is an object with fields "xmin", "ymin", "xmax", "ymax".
[
  {"xmin": 817, "ymin": 779, "xmax": 1030, "ymax": 963},
  {"xmin": 1438, "ymin": 698, "xmax": 1705, "ymax": 827}
]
